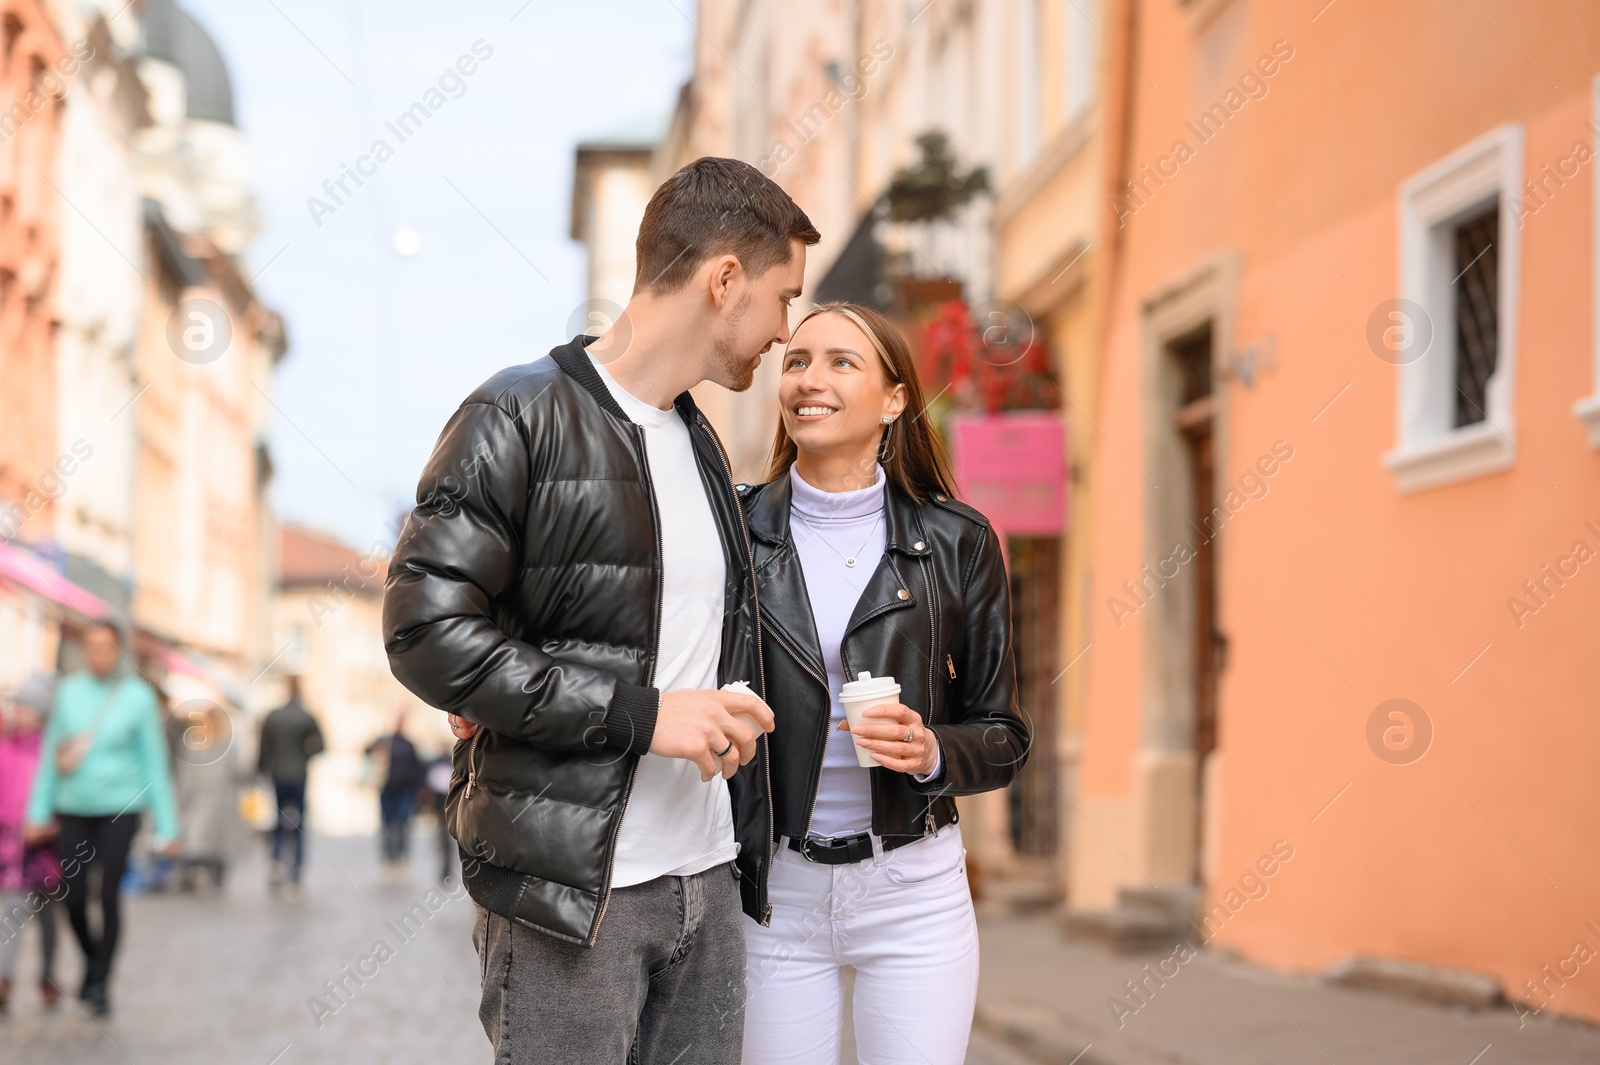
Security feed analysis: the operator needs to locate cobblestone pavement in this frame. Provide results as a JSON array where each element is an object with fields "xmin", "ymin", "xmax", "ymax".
[
  {"xmin": 0, "ymin": 830, "xmax": 1024, "ymax": 1064},
  {"xmin": 20, "ymin": 828, "xmax": 1573, "ymax": 1064},
  {"xmin": 0, "ymin": 832, "xmax": 482, "ymax": 1065}
]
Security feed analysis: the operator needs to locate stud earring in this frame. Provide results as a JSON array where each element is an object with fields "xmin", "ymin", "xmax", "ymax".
[{"xmin": 882, "ymin": 416, "xmax": 894, "ymax": 424}]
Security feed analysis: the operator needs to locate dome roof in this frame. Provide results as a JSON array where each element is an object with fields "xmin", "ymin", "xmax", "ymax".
[{"xmin": 142, "ymin": 0, "xmax": 235, "ymax": 126}]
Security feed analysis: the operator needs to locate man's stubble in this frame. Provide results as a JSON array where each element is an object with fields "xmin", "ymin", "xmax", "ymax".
[{"xmin": 710, "ymin": 290, "xmax": 760, "ymax": 392}]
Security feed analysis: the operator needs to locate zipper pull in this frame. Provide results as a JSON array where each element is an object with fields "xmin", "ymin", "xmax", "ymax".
[
  {"xmin": 925, "ymin": 805, "xmax": 937, "ymax": 835},
  {"xmin": 946, "ymin": 654, "xmax": 956, "ymax": 680},
  {"xmin": 464, "ymin": 731, "xmax": 482, "ymax": 799}
]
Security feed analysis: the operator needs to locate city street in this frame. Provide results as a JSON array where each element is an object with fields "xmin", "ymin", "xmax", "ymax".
[
  {"xmin": 3, "ymin": 827, "xmax": 1596, "ymax": 1064},
  {"xmin": 0, "ymin": 830, "xmax": 1035, "ymax": 1064},
  {"xmin": 0, "ymin": 833, "xmax": 483, "ymax": 1065}
]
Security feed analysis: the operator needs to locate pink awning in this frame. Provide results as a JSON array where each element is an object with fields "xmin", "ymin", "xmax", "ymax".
[
  {"xmin": 0, "ymin": 542, "xmax": 112, "ymax": 620},
  {"xmin": 158, "ymin": 646, "xmax": 210, "ymax": 680}
]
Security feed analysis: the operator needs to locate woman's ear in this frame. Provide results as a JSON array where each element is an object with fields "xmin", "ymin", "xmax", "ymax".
[{"xmin": 885, "ymin": 383, "xmax": 909, "ymax": 421}]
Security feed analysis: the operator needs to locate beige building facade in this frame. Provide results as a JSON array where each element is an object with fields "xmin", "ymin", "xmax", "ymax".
[
  {"xmin": 569, "ymin": 0, "xmax": 1084, "ymax": 883},
  {"xmin": 274, "ymin": 525, "xmax": 450, "ymax": 835}
]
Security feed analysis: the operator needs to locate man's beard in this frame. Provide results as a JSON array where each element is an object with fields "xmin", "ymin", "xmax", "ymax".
[{"xmin": 710, "ymin": 293, "xmax": 759, "ymax": 391}]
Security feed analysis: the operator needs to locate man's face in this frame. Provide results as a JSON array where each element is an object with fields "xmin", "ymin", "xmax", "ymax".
[{"xmin": 707, "ymin": 237, "xmax": 807, "ymax": 392}]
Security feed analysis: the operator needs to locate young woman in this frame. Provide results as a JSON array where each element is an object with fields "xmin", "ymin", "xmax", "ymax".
[
  {"xmin": 739, "ymin": 302, "xmax": 1029, "ymax": 1064},
  {"xmin": 25, "ymin": 623, "xmax": 180, "ymax": 1017}
]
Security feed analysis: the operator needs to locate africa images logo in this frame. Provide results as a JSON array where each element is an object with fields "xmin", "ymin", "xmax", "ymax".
[{"xmin": 306, "ymin": 40, "xmax": 495, "ymax": 227}]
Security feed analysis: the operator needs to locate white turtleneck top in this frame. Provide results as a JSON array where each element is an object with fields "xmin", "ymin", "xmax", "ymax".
[{"xmin": 789, "ymin": 463, "xmax": 887, "ymax": 837}]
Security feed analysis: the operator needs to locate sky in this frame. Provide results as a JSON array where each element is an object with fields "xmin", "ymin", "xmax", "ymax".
[{"xmin": 181, "ymin": 0, "xmax": 694, "ymax": 551}]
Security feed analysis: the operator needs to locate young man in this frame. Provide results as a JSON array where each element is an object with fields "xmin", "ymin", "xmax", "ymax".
[
  {"xmin": 383, "ymin": 156, "xmax": 819, "ymax": 1064},
  {"xmin": 256, "ymin": 675, "xmax": 324, "ymax": 900}
]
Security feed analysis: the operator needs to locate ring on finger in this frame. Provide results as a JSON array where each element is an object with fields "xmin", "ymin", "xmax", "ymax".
[
  {"xmin": 903, "ymin": 726, "xmax": 915, "ymax": 743},
  {"xmin": 715, "ymin": 739, "xmax": 734, "ymax": 758}
]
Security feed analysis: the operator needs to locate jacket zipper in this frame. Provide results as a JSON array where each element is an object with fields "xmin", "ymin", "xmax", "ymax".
[
  {"xmin": 766, "ymin": 622, "xmax": 833, "ymax": 846},
  {"xmin": 919, "ymin": 555, "xmax": 938, "ymax": 836},
  {"xmin": 464, "ymin": 728, "xmax": 484, "ymax": 799},
  {"xmin": 702, "ymin": 416, "xmax": 774, "ymax": 923},
  {"xmin": 947, "ymin": 654, "xmax": 956, "ymax": 680},
  {"xmin": 589, "ymin": 428, "xmax": 659, "ymax": 944}
]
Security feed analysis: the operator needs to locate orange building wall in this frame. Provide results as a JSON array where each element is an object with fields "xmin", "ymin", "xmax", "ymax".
[
  {"xmin": 0, "ymin": 2, "xmax": 64, "ymax": 531},
  {"xmin": 1084, "ymin": 0, "xmax": 1600, "ymax": 1021}
]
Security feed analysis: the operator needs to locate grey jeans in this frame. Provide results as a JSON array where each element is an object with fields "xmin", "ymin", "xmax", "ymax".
[{"xmin": 472, "ymin": 862, "xmax": 746, "ymax": 1065}]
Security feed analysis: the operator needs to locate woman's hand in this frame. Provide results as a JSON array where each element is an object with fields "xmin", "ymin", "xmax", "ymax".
[
  {"xmin": 448, "ymin": 714, "xmax": 480, "ymax": 740},
  {"xmin": 24, "ymin": 822, "xmax": 55, "ymax": 845},
  {"xmin": 838, "ymin": 702, "xmax": 939, "ymax": 777}
]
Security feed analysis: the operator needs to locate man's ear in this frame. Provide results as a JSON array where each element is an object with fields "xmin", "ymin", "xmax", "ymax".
[{"xmin": 707, "ymin": 254, "xmax": 742, "ymax": 310}]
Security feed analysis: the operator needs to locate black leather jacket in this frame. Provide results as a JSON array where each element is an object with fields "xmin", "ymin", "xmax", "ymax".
[
  {"xmin": 256, "ymin": 698, "xmax": 324, "ymax": 785},
  {"xmin": 740, "ymin": 472, "xmax": 1029, "ymax": 843},
  {"xmin": 383, "ymin": 337, "xmax": 771, "ymax": 945}
]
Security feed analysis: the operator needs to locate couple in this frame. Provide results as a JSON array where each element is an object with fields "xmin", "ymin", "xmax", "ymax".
[{"xmin": 382, "ymin": 156, "xmax": 1028, "ymax": 1064}]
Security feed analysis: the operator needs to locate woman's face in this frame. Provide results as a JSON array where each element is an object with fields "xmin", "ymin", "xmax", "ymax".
[{"xmin": 778, "ymin": 312, "xmax": 906, "ymax": 466}]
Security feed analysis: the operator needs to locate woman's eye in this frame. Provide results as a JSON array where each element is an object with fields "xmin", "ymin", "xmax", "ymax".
[{"xmin": 832, "ymin": 357, "xmax": 853, "ymax": 369}]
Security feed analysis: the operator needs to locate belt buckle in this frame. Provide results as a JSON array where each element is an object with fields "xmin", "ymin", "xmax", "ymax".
[{"xmin": 799, "ymin": 836, "xmax": 822, "ymax": 863}]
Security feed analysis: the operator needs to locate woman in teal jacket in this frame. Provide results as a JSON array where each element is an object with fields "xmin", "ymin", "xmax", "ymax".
[{"xmin": 25, "ymin": 622, "xmax": 179, "ymax": 1017}]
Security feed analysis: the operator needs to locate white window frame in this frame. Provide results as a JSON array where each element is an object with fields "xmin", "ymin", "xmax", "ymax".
[
  {"xmin": 1015, "ymin": 0, "xmax": 1041, "ymax": 169},
  {"xmin": 1063, "ymin": 0, "xmax": 1096, "ymax": 123},
  {"xmin": 1383, "ymin": 123, "xmax": 1523, "ymax": 494},
  {"xmin": 1574, "ymin": 75, "xmax": 1600, "ymax": 447}
]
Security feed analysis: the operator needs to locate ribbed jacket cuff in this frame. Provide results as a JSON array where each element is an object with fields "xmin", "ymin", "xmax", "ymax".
[{"xmin": 606, "ymin": 682, "xmax": 659, "ymax": 756}]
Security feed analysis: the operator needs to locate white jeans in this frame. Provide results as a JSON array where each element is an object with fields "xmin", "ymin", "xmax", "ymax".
[{"xmin": 742, "ymin": 824, "xmax": 978, "ymax": 1065}]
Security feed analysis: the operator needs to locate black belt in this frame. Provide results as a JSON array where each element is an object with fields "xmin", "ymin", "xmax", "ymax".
[{"xmin": 787, "ymin": 832, "xmax": 921, "ymax": 865}]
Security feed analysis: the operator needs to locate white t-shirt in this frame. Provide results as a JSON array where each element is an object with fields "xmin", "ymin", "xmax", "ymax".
[{"xmin": 591, "ymin": 355, "xmax": 738, "ymax": 887}]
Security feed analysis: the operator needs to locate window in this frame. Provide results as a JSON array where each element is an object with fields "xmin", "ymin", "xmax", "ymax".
[
  {"xmin": 1063, "ymin": 0, "xmax": 1096, "ymax": 122},
  {"xmin": 1015, "ymin": 0, "xmax": 1041, "ymax": 168},
  {"xmin": 1575, "ymin": 75, "xmax": 1600, "ymax": 447},
  {"xmin": 1383, "ymin": 124, "xmax": 1523, "ymax": 494},
  {"xmin": 286, "ymin": 623, "xmax": 309, "ymax": 673},
  {"xmin": 1451, "ymin": 204, "xmax": 1498, "ymax": 428}
]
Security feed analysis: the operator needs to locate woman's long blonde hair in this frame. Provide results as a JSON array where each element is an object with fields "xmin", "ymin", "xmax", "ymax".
[{"xmin": 764, "ymin": 302, "xmax": 958, "ymax": 504}]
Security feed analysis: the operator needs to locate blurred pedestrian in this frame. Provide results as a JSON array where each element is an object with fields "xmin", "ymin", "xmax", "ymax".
[
  {"xmin": 257, "ymin": 676, "xmax": 324, "ymax": 902},
  {"xmin": 0, "ymin": 673, "xmax": 62, "ymax": 1014},
  {"xmin": 174, "ymin": 703, "xmax": 247, "ymax": 891},
  {"xmin": 422, "ymin": 755, "xmax": 454, "ymax": 885},
  {"xmin": 367, "ymin": 714, "xmax": 424, "ymax": 874},
  {"xmin": 25, "ymin": 622, "xmax": 180, "ymax": 1017}
]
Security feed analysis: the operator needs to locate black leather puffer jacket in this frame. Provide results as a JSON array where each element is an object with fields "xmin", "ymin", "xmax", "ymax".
[
  {"xmin": 383, "ymin": 337, "xmax": 771, "ymax": 945},
  {"xmin": 740, "ymin": 473, "xmax": 1029, "ymax": 843}
]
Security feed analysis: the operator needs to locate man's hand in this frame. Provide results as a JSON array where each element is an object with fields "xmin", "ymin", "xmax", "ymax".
[
  {"xmin": 651, "ymin": 689, "xmax": 775, "ymax": 781},
  {"xmin": 24, "ymin": 823, "xmax": 54, "ymax": 846},
  {"xmin": 448, "ymin": 713, "xmax": 480, "ymax": 740}
]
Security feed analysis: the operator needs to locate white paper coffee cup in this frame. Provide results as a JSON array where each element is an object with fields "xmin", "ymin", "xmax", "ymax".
[
  {"xmin": 721, "ymin": 680, "xmax": 767, "ymax": 740},
  {"xmin": 839, "ymin": 672, "xmax": 900, "ymax": 768}
]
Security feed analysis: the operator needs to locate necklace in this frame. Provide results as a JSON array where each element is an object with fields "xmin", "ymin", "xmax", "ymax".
[{"xmin": 795, "ymin": 512, "xmax": 883, "ymax": 568}]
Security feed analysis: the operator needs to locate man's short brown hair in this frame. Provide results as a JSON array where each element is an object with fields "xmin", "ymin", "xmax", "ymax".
[{"xmin": 634, "ymin": 157, "xmax": 820, "ymax": 295}]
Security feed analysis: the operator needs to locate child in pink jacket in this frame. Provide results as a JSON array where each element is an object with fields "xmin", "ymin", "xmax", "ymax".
[{"xmin": 0, "ymin": 674, "xmax": 63, "ymax": 1013}]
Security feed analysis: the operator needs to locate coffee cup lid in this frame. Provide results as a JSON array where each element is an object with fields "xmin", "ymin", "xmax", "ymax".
[{"xmin": 840, "ymin": 671, "xmax": 899, "ymax": 699}]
